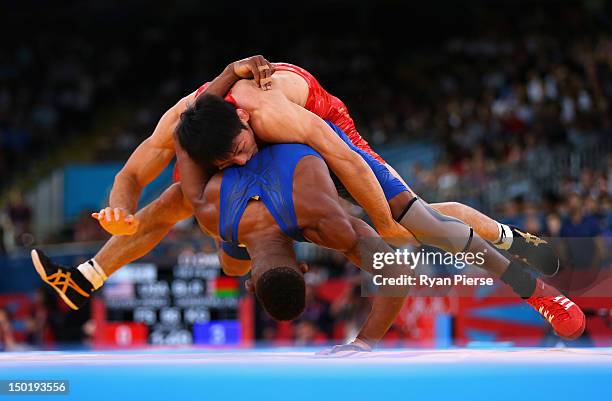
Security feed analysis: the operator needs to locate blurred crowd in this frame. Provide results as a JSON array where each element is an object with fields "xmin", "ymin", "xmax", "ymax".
[
  {"xmin": 0, "ymin": 287, "xmax": 93, "ymax": 351},
  {"xmin": 1, "ymin": 2, "xmax": 610, "ymax": 246},
  {"xmin": 0, "ymin": 34, "xmax": 110, "ymax": 191}
]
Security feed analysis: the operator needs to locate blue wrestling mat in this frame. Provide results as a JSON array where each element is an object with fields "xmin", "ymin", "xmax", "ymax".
[{"xmin": 0, "ymin": 347, "xmax": 611, "ymax": 401}]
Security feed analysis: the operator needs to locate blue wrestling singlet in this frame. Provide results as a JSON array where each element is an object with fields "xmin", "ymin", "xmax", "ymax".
[
  {"xmin": 218, "ymin": 122, "xmax": 407, "ymax": 260},
  {"xmin": 218, "ymin": 143, "xmax": 322, "ymax": 259},
  {"xmin": 323, "ymin": 121, "xmax": 407, "ymax": 203}
]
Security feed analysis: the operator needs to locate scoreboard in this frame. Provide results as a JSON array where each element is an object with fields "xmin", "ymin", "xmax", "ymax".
[{"xmin": 101, "ymin": 251, "xmax": 241, "ymax": 346}]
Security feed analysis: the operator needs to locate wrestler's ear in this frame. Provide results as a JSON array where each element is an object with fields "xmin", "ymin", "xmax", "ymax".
[
  {"xmin": 245, "ymin": 278, "xmax": 255, "ymax": 294},
  {"xmin": 236, "ymin": 108, "xmax": 250, "ymax": 123}
]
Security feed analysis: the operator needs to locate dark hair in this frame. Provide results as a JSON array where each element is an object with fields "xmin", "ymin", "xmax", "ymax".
[
  {"xmin": 255, "ymin": 267, "xmax": 306, "ymax": 321},
  {"xmin": 175, "ymin": 94, "xmax": 244, "ymax": 167}
]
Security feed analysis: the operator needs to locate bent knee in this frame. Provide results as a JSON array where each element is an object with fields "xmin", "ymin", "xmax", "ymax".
[
  {"xmin": 430, "ymin": 202, "xmax": 463, "ymax": 217},
  {"xmin": 432, "ymin": 201, "xmax": 462, "ymax": 210},
  {"xmin": 400, "ymin": 200, "xmax": 471, "ymax": 252},
  {"xmin": 388, "ymin": 191, "xmax": 415, "ymax": 221}
]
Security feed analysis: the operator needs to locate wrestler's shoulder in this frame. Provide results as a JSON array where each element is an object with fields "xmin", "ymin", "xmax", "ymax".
[{"xmin": 230, "ymin": 79, "xmax": 291, "ymax": 109}]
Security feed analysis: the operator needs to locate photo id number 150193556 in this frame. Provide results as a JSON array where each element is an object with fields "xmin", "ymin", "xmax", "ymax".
[{"xmin": 0, "ymin": 380, "xmax": 69, "ymax": 395}]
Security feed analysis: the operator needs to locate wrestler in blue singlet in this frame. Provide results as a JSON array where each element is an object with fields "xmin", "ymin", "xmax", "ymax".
[{"xmin": 218, "ymin": 122, "xmax": 407, "ymax": 260}]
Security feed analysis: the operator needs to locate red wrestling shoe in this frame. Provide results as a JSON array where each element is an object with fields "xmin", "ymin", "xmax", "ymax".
[{"xmin": 526, "ymin": 279, "xmax": 586, "ymax": 340}]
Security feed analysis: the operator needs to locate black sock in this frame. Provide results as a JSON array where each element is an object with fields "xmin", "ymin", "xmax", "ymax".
[{"xmin": 500, "ymin": 261, "xmax": 536, "ymax": 299}]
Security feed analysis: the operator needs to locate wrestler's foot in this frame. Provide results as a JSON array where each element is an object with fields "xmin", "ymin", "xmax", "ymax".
[
  {"xmin": 496, "ymin": 226, "xmax": 560, "ymax": 276},
  {"xmin": 31, "ymin": 249, "xmax": 94, "ymax": 310},
  {"xmin": 526, "ymin": 279, "xmax": 585, "ymax": 340}
]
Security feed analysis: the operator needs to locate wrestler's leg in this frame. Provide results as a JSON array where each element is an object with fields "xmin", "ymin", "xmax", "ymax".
[
  {"xmin": 387, "ymin": 192, "xmax": 584, "ymax": 340},
  {"xmin": 388, "ymin": 192, "xmax": 533, "ymax": 293},
  {"xmin": 385, "ymin": 163, "xmax": 501, "ymax": 244},
  {"xmin": 385, "ymin": 163, "xmax": 558, "ymax": 274},
  {"xmin": 31, "ymin": 183, "xmax": 193, "ymax": 310}
]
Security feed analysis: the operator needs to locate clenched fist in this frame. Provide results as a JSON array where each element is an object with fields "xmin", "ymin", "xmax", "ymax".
[{"xmin": 92, "ymin": 207, "xmax": 140, "ymax": 236}]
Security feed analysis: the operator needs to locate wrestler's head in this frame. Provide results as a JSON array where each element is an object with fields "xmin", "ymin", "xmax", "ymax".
[
  {"xmin": 176, "ymin": 94, "xmax": 258, "ymax": 170},
  {"xmin": 246, "ymin": 262, "xmax": 308, "ymax": 321}
]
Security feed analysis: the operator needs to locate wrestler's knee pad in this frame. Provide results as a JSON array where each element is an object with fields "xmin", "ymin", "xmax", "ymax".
[{"xmin": 396, "ymin": 198, "xmax": 473, "ymax": 254}]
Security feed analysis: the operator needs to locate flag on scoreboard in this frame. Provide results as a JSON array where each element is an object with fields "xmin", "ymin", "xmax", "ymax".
[{"xmin": 208, "ymin": 277, "xmax": 239, "ymax": 298}]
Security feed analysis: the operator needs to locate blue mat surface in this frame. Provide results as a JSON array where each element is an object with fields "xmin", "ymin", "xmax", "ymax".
[{"xmin": 1, "ymin": 347, "xmax": 611, "ymax": 401}]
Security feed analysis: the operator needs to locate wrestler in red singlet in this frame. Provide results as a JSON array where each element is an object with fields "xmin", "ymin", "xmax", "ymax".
[
  {"xmin": 272, "ymin": 63, "xmax": 385, "ymax": 163},
  {"xmin": 173, "ymin": 63, "xmax": 384, "ymax": 182}
]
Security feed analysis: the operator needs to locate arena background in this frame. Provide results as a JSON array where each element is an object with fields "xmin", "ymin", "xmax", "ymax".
[{"xmin": 0, "ymin": 0, "xmax": 611, "ymax": 353}]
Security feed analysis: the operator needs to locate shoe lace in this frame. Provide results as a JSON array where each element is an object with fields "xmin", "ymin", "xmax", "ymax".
[
  {"xmin": 533, "ymin": 297, "xmax": 570, "ymax": 323},
  {"xmin": 515, "ymin": 228, "xmax": 548, "ymax": 247},
  {"xmin": 47, "ymin": 269, "xmax": 90, "ymax": 298}
]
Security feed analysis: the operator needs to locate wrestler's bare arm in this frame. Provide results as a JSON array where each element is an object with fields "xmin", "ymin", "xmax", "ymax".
[
  {"xmin": 231, "ymin": 81, "xmax": 408, "ymax": 240},
  {"xmin": 92, "ymin": 95, "xmax": 192, "ymax": 235},
  {"xmin": 110, "ymin": 97, "xmax": 190, "ymax": 213},
  {"xmin": 293, "ymin": 160, "xmax": 407, "ymax": 348},
  {"xmin": 95, "ymin": 56, "xmax": 275, "ymax": 235},
  {"xmin": 302, "ymin": 209, "xmax": 408, "ymax": 348},
  {"xmin": 344, "ymin": 217, "xmax": 407, "ymax": 347}
]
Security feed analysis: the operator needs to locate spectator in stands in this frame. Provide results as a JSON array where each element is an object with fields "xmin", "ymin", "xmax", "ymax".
[
  {"xmin": 294, "ymin": 320, "xmax": 325, "ymax": 346},
  {"xmin": 5, "ymin": 190, "xmax": 32, "ymax": 247},
  {"xmin": 560, "ymin": 192, "xmax": 604, "ymax": 268},
  {"xmin": 558, "ymin": 192, "xmax": 605, "ymax": 294},
  {"xmin": 72, "ymin": 209, "xmax": 109, "ymax": 243},
  {"xmin": 25, "ymin": 288, "xmax": 53, "ymax": 347},
  {"xmin": 296, "ymin": 280, "xmax": 334, "ymax": 339},
  {"xmin": 545, "ymin": 213, "xmax": 563, "ymax": 237}
]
